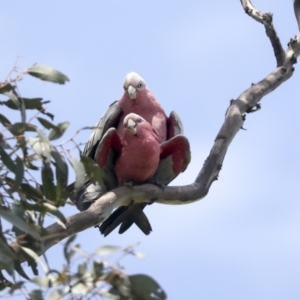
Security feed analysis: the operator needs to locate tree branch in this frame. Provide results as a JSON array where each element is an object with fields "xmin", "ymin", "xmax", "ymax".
[
  {"xmin": 240, "ymin": 0, "xmax": 285, "ymax": 66},
  {"xmin": 294, "ymin": 0, "xmax": 300, "ymax": 31},
  {"xmin": 5, "ymin": 1, "xmax": 300, "ymax": 266}
]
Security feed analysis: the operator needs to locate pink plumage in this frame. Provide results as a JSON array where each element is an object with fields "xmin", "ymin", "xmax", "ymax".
[
  {"xmin": 117, "ymin": 72, "xmax": 167, "ymax": 143},
  {"xmin": 115, "ymin": 113, "xmax": 161, "ymax": 185}
]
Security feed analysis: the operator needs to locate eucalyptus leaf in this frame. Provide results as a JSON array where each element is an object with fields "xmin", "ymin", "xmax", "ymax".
[
  {"xmin": 0, "ymin": 207, "xmax": 40, "ymax": 239},
  {"xmin": 129, "ymin": 274, "xmax": 167, "ymax": 300},
  {"xmin": 0, "ymin": 99, "xmax": 19, "ymax": 110},
  {"xmin": 0, "ymin": 149, "xmax": 24, "ymax": 191},
  {"xmin": 95, "ymin": 245, "xmax": 121, "ymax": 256},
  {"xmin": 25, "ymin": 160, "xmax": 39, "ymax": 171},
  {"xmin": 48, "ymin": 121, "xmax": 70, "ymax": 140},
  {"xmin": 69, "ymin": 245, "xmax": 89, "ymax": 258},
  {"xmin": 0, "ymin": 238, "xmax": 15, "ymax": 276},
  {"xmin": 19, "ymin": 97, "xmax": 26, "ymax": 123},
  {"xmin": 0, "ymin": 83, "xmax": 13, "ymax": 94},
  {"xmin": 42, "ymin": 203, "xmax": 66, "ymax": 223},
  {"xmin": 71, "ymin": 282, "xmax": 90, "ymax": 295},
  {"xmin": 19, "ymin": 246, "xmax": 49, "ymax": 273},
  {"xmin": 36, "ymin": 128, "xmax": 50, "ymax": 144},
  {"xmin": 0, "ymin": 97, "xmax": 51, "ymax": 118},
  {"xmin": 37, "ymin": 117, "xmax": 57, "ymax": 130},
  {"xmin": 13, "ymin": 156, "xmax": 24, "ymax": 192},
  {"xmin": 93, "ymin": 262, "xmax": 104, "ymax": 278},
  {"xmin": 48, "ymin": 289, "xmax": 64, "ymax": 300},
  {"xmin": 8, "ymin": 280, "xmax": 24, "ymax": 294},
  {"xmin": 5, "ymin": 179, "xmax": 43, "ymax": 202},
  {"xmin": 71, "ymin": 156, "xmax": 85, "ymax": 191},
  {"xmin": 55, "ymin": 217, "xmax": 66, "ymax": 229},
  {"xmin": 28, "ymin": 289, "xmax": 43, "ymax": 300},
  {"xmin": 65, "ymin": 234, "xmax": 77, "ymax": 247},
  {"xmin": 4, "ymin": 92, "xmax": 20, "ymax": 109},
  {"xmin": 108, "ymin": 273, "xmax": 131, "ymax": 298},
  {"xmin": 51, "ymin": 151, "xmax": 68, "ymax": 204},
  {"xmin": 29, "ymin": 136, "xmax": 51, "ymax": 163},
  {"xmin": 64, "ymin": 234, "xmax": 77, "ymax": 263},
  {"xmin": 4, "ymin": 93, "xmax": 26, "ymax": 122},
  {"xmin": 51, "ymin": 151, "xmax": 68, "ymax": 174},
  {"xmin": 21, "ymin": 98, "xmax": 49, "ymax": 110},
  {"xmin": 31, "ymin": 275, "xmax": 51, "ymax": 288},
  {"xmin": 0, "ymin": 132, "xmax": 11, "ymax": 150},
  {"xmin": 41, "ymin": 164, "xmax": 56, "ymax": 200},
  {"xmin": 77, "ymin": 262, "xmax": 87, "ymax": 276},
  {"xmin": 12, "ymin": 262, "xmax": 30, "ymax": 281},
  {"xmin": 8, "ymin": 123, "xmax": 36, "ymax": 136},
  {"xmin": 27, "ymin": 65, "xmax": 69, "ymax": 84},
  {"xmin": 0, "ymin": 147, "xmax": 16, "ymax": 173},
  {"xmin": 0, "ymin": 113, "xmax": 11, "ymax": 126},
  {"xmin": 80, "ymin": 155, "xmax": 105, "ymax": 186}
]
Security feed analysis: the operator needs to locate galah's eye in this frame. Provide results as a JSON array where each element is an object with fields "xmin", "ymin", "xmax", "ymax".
[
  {"xmin": 123, "ymin": 86, "xmax": 127, "ymax": 91},
  {"xmin": 137, "ymin": 117, "xmax": 142, "ymax": 123},
  {"xmin": 137, "ymin": 82, "xmax": 143, "ymax": 88}
]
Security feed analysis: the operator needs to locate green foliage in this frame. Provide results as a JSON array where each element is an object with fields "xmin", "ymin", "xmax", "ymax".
[
  {"xmin": 0, "ymin": 64, "xmax": 166, "ymax": 299},
  {"xmin": 27, "ymin": 65, "xmax": 69, "ymax": 84}
]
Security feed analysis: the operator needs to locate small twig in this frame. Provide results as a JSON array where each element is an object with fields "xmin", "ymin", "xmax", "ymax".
[
  {"xmin": 27, "ymin": 111, "xmax": 42, "ymax": 124},
  {"xmin": 3, "ymin": 135, "xmax": 25, "ymax": 141},
  {"xmin": 54, "ymin": 126, "xmax": 103, "ymax": 149},
  {"xmin": 6, "ymin": 71, "xmax": 26, "ymax": 85},
  {"xmin": 24, "ymin": 170, "xmax": 39, "ymax": 183},
  {"xmin": 54, "ymin": 128, "xmax": 85, "ymax": 148},
  {"xmin": 5, "ymin": 56, "xmax": 21, "ymax": 80}
]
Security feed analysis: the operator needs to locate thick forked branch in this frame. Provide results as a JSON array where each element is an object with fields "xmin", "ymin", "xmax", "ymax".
[{"xmin": 5, "ymin": 1, "xmax": 300, "ymax": 264}]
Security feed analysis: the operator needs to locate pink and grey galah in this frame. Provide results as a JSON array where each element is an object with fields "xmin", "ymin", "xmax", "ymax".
[
  {"xmin": 70, "ymin": 72, "xmax": 191, "ymax": 235},
  {"xmin": 94, "ymin": 113, "xmax": 161, "ymax": 186},
  {"xmin": 98, "ymin": 113, "xmax": 191, "ymax": 236},
  {"xmin": 83, "ymin": 72, "xmax": 182, "ymax": 160}
]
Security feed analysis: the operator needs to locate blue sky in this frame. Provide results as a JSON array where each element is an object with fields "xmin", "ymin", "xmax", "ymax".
[{"xmin": 1, "ymin": 1, "xmax": 300, "ymax": 299}]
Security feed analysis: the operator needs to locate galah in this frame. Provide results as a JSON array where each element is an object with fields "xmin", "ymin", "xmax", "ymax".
[
  {"xmin": 83, "ymin": 72, "xmax": 169, "ymax": 161},
  {"xmin": 70, "ymin": 72, "xmax": 188, "ymax": 234},
  {"xmin": 90, "ymin": 113, "xmax": 160, "ymax": 236},
  {"xmin": 95, "ymin": 113, "xmax": 161, "ymax": 184},
  {"xmin": 97, "ymin": 114, "xmax": 191, "ymax": 236},
  {"xmin": 71, "ymin": 72, "xmax": 169, "ymax": 211}
]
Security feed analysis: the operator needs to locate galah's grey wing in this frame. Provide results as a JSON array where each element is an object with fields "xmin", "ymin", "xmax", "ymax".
[
  {"xmin": 83, "ymin": 101, "xmax": 122, "ymax": 158},
  {"xmin": 69, "ymin": 101, "xmax": 122, "ymax": 210},
  {"xmin": 154, "ymin": 134, "xmax": 191, "ymax": 185}
]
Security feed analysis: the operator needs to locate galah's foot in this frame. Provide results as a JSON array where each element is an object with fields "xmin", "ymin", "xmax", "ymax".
[
  {"xmin": 123, "ymin": 181, "xmax": 135, "ymax": 189},
  {"xmin": 148, "ymin": 198, "xmax": 156, "ymax": 206},
  {"xmin": 246, "ymin": 103, "xmax": 261, "ymax": 113},
  {"xmin": 240, "ymin": 114, "xmax": 247, "ymax": 130},
  {"xmin": 150, "ymin": 178, "xmax": 166, "ymax": 190}
]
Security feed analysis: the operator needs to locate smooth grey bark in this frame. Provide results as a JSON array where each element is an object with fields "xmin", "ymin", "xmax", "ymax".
[
  {"xmin": 294, "ymin": 0, "xmax": 300, "ymax": 30},
  {"xmin": 5, "ymin": 0, "xmax": 300, "ymax": 264}
]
